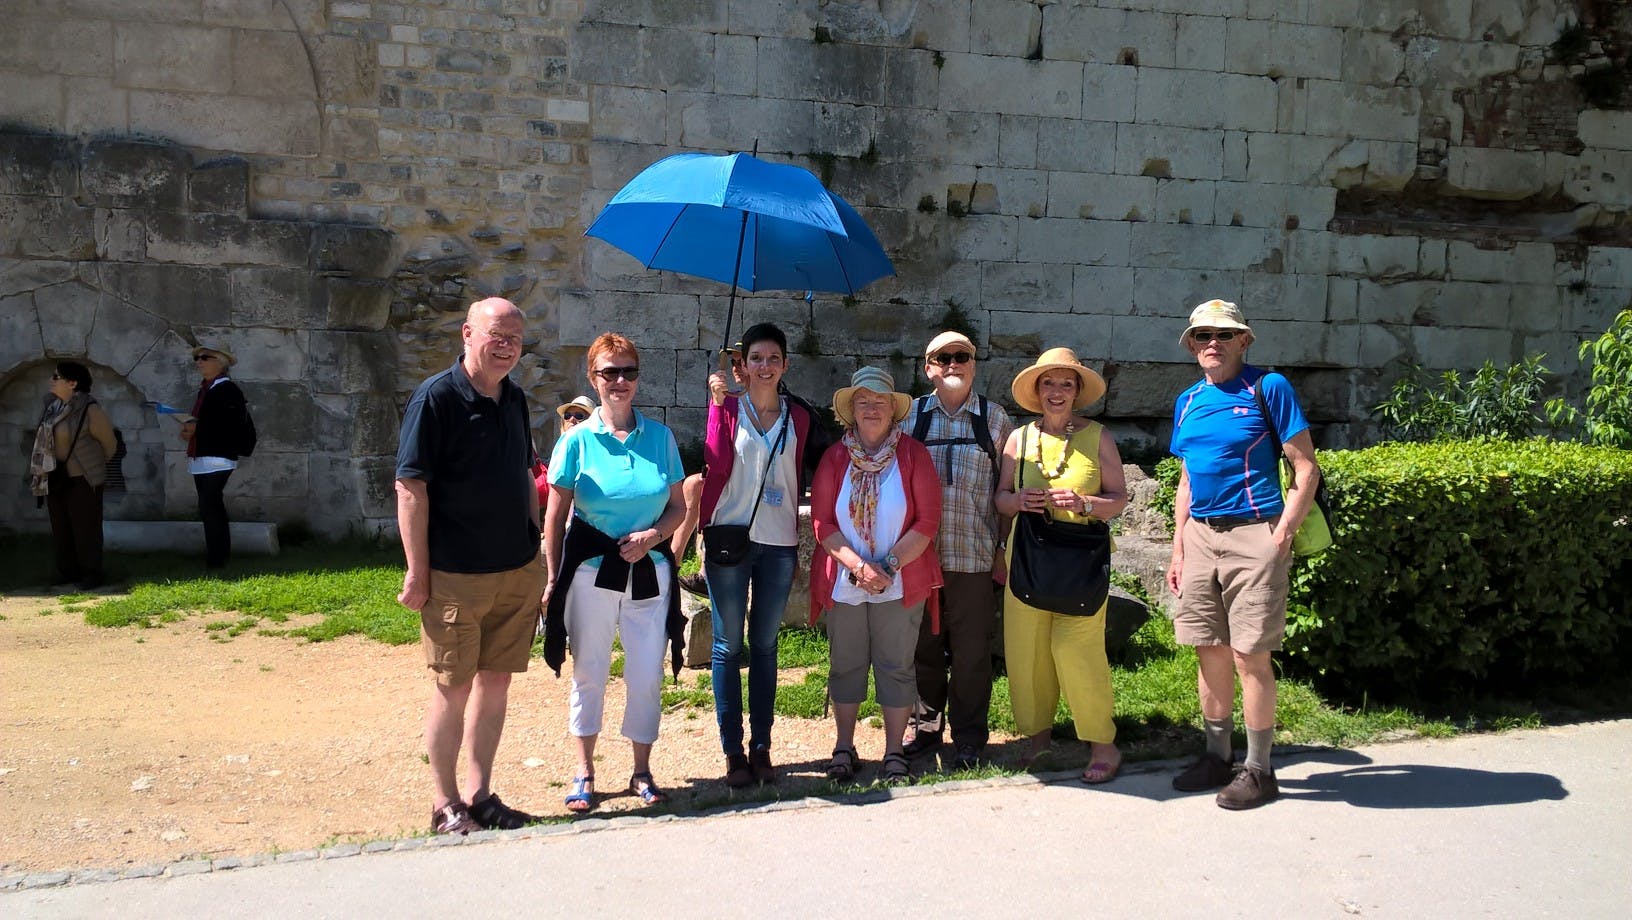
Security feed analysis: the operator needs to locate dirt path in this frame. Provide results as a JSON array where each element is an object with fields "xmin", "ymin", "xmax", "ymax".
[{"xmin": 0, "ymin": 594, "xmax": 1023, "ymax": 874}]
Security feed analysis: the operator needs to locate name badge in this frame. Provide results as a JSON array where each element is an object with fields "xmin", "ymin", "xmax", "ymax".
[{"xmin": 762, "ymin": 486, "xmax": 784, "ymax": 507}]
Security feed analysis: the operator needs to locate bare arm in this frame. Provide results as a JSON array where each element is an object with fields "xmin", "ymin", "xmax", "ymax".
[
  {"xmin": 543, "ymin": 483, "xmax": 573, "ymax": 586},
  {"xmin": 396, "ymin": 478, "xmax": 431, "ymax": 611},
  {"xmin": 1166, "ymin": 465, "xmax": 1192, "ymax": 596}
]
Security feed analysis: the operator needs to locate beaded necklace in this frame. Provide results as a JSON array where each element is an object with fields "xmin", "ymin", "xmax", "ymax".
[{"xmin": 1031, "ymin": 420, "xmax": 1076, "ymax": 481}]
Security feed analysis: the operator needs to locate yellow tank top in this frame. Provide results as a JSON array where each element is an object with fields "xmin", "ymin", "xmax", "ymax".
[{"xmin": 1017, "ymin": 420, "xmax": 1102, "ymax": 525}]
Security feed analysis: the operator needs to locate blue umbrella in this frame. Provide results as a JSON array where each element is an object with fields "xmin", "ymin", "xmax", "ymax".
[{"xmin": 585, "ymin": 151, "xmax": 895, "ymax": 352}]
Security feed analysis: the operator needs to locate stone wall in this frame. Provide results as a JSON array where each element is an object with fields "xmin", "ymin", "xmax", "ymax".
[
  {"xmin": 0, "ymin": 133, "xmax": 396, "ymax": 537},
  {"xmin": 2, "ymin": 1, "xmax": 1631, "ymax": 534}
]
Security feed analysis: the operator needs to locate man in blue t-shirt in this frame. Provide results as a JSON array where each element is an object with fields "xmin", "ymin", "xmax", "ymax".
[
  {"xmin": 1166, "ymin": 300, "xmax": 1321, "ymax": 810},
  {"xmin": 396, "ymin": 297, "xmax": 547, "ymax": 836}
]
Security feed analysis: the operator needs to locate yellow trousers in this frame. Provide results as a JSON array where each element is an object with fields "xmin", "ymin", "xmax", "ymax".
[{"xmin": 1003, "ymin": 591, "xmax": 1115, "ymax": 743}]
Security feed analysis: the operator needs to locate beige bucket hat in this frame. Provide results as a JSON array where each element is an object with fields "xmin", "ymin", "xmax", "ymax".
[{"xmin": 832, "ymin": 366, "xmax": 912, "ymax": 427}]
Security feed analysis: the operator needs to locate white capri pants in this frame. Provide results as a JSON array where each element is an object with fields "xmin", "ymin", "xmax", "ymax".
[{"xmin": 564, "ymin": 558, "xmax": 670, "ymax": 745}]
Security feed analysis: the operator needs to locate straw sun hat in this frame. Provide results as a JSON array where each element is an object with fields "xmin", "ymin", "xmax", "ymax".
[
  {"xmin": 831, "ymin": 366, "xmax": 912, "ymax": 427},
  {"xmin": 555, "ymin": 395, "xmax": 595, "ymax": 419},
  {"xmin": 1009, "ymin": 347, "xmax": 1107, "ymax": 414},
  {"xmin": 191, "ymin": 344, "xmax": 237, "ymax": 367}
]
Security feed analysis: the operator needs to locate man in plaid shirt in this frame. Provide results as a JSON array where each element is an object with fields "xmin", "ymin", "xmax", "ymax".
[{"xmin": 903, "ymin": 331, "xmax": 1015, "ymax": 769}]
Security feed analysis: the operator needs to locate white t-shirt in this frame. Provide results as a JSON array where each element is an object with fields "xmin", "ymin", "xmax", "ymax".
[
  {"xmin": 710, "ymin": 398, "xmax": 799, "ymax": 546},
  {"xmin": 830, "ymin": 459, "xmax": 906, "ymax": 605}
]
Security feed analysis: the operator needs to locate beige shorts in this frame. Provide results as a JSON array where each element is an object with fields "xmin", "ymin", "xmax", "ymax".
[
  {"xmin": 1172, "ymin": 517, "xmax": 1291, "ymax": 655},
  {"xmin": 421, "ymin": 560, "xmax": 547, "ymax": 686},
  {"xmin": 825, "ymin": 598, "xmax": 924, "ymax": 707}
]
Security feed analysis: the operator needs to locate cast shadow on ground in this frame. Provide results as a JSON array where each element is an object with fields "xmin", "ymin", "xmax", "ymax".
[{"xmin": 1276, "ymin": 748, "xmax": 1569, "ymax": 809}]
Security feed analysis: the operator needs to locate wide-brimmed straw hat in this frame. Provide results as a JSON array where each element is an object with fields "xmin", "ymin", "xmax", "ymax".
[
  {"xmin": 832, "ymin": 366, "xmax": 912, "ymax": 427},
  {"xmin": 1010, "ymin": 347, "xmax": 1107, "ymax": 414},
  {"xmin": 555, "ymin": 395, "xmax": 595, "ymax": 420},
  {"xmin": 191, "ymin": 344, "xmax": 237, "ymax": 367},
  {"xmin": 1179, "ymin": 299, "xmax": 1253, "ymax": 347}
]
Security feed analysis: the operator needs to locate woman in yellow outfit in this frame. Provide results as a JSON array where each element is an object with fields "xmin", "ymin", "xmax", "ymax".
[{"xmin": 995, "ymin": 347, "xmax": 1129, "ymax": 783}]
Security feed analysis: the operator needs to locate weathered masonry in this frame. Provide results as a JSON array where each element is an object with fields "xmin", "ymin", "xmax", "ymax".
[{"xmin": 2, "ymin": 0, "xmax": 1629, "ymax": 536}]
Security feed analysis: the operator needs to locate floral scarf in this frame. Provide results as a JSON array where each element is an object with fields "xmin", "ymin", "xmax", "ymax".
[
  {"xmin": 29, "ymin": 393, "xmax": 86, "ymax": 498},
  {"xmin": 842, "ymin": 427, "xmax": 901, "ymax": 553}
]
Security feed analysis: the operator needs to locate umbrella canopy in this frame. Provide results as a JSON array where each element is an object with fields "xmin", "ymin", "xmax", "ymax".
[{"xmin": 586, "ymin": 152, "xmax": 895, "ymax": 298}]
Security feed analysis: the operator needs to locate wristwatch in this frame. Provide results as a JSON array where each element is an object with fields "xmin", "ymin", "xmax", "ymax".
[{"xmin": 882, "ymin": 553, "xmax": 901, "ymax": 577}]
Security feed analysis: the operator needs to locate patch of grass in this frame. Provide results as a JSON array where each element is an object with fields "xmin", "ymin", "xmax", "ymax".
[{"xmin": 775, "ymin": 626, "xmax": 828, "ymax": 668}]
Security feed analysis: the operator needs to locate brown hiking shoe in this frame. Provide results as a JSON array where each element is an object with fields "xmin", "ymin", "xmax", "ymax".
[
  {"xmin": 749, "ymin": 747, "xmax": 776, "ymax": 784},
  {"xmin": 1216, "ymin": 765, "xmax": 1279, "ymax": 810},
  {"xmin": 1172, "ymin": 753, "xmax": 1234, "ymax": 792},
  {"xmin": 725, "ymin": 753, "xmax": 754, "ymax": 789},
  {"xmin": 430, "ymin": 801, "xmax": 479, "ymax": 835}
]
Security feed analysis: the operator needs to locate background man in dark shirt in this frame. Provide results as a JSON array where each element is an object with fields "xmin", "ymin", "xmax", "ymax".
[{"xmin": 396, "ymin": 297, "xmax": 546, "ymax": 835}]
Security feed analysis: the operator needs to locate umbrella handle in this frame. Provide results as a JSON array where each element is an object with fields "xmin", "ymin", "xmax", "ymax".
[{"xmin": 716, "ymin": 348, "xmax": 745, "ymax": 398}]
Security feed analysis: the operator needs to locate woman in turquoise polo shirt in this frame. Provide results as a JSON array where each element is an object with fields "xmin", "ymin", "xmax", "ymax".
[{"xmin": 544, "ymin": 333, "xmax": 686, "ymax": 813}]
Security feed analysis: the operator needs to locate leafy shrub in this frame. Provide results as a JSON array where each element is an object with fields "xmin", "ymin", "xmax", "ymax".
[
  {"xmin": 1283, "ymin": 439, "xmax": 1632, "ymax": 696},
  {"xmin": 1548, "ymin": 308, "xmax": 1632, "ymax": 449},
  {"xmin": 1373, "ymin": 354, "xmax": 1553, "ymax": 441},
  {"xmin": 1149, "ymin": 456, "xmax": 1182, "ymax": 526}
]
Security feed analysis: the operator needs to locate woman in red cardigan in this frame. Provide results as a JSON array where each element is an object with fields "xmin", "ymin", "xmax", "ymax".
[{"xmin": 810, "ymin": 366, "xmax": 943, "ymax": 785}]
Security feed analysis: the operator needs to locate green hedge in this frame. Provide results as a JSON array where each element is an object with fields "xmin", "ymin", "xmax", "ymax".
[{"xmin": 1286, "ymin": 439, "xmax": 1632, "ymax": 695}]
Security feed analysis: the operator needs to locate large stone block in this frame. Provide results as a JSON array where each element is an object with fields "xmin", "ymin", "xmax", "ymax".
[
  {"xmin": 1047, "ymin": 5, "xmax": 1177, "ymax": 67},
  {"xmin": 1154, "ymin": 179, "xmax": 1217, "ymax": 225},
  {"xmin": 589, "ymin": 86, "xmax": 669, "ymax": 145},
  {"xmin": 666, "ymin": 92, "xmax": 815, "ymax": 154},
  {"xmin": 877, "ymin": 108, "xmax": 999, "ymax": 167},
  {"xmin": 1561, "ymin": 149, "xmax": 1632, "ymax": 210},
  {"xmin": 588, "ymin": 0, "xmax": 727, "ymax": 32},
  {"xmin": 950, "ymin": 215, "xmax": 1018, "ymax": 262},
  {"xmin": 231, "ymin": 29, "xmax": 318, "ymax": 97},
  {"xmin": 0, "ymin": 132, "xmax": 78, "ymax": 197},
  {"xmin": 1115, "ymin": 124, "xmax": 1224, "ymax": 180},
  {"xmin": 1046, "ymin": 172, "xmax": 1156, "ymax": 221},
  {"xmin": 35, "ymin": 282, "xmax": 101, "ymax": 356},
  {"xmin": 1131, "ymin": 267, "xmax": 1244, "ymax": 318},
  {"xmin": 0, "ymin": 258, "xmax": 77, "ymax": 298},
  {"xmin": 559, "ymin": 289, "xmax": 701, "ymax": 347},
  {"xmin": 1566, "ymin": 285, "xmax": 1632, "ymax": 335},
  {"xmin": 1017, "ymin": 218, "xmax": 1130, "ymax": 266},
  {"xmin": 98, "ymin": 262, "xmax": 230, "ymax": 324},
  {"xmin": 1102, "ymin": 361, "xmax": 1203, "ymax": 415},
  {"xmin": 307, "ymin": 34, "xmax": 376, "ymax": 106},
  {"xmin": 1242, "ymin": 133, "xmax": 1347, "ymax": 185},
  {"xmin": 1175, "ymin": 14, "xmax": 1226, "ymax": 72},
  {"xmin": 1332, "ymin": 234, "xmax": 1418, "ymax": 280},
  {"xmin": 981, "ymin": 262, "xmax": 1074, "ymax": 313},
  {"xmin": 325, "ymin": 278, "xmax": 391, "ymax": 331},
  {"xmin": 192, "ymin": 326, "xmax": 309, "ymax": 382},
  {"xmin": 1340, "ymin": 29, "xmax": 1406, "ymax": 86},
  {"xmin": 0, "ymin": 72, "xmax": 61, "ymax": 128},
  {"xmin": 1443, "ymin": 147, "xmax": 1549, "ymax": 201},
  {"xmin": 1302, "ymin": 81, "xmax": 1418, "ymax": 142},
  {"xmin": 128, "ymin": 90, "xmax": 320, "ymax": 157},
  {"xmin": 188, "ymin": 157, "xmax": 249, "ymax": 215},
  {"xmin": 1135, "ymin": 68, "xmax": 1277, "ymax": 132},
  {"xmin": 230, "ymin": 267, "xmax": 321, "ymax": 327},
  {"xmin": 0, "ymin": 293, "xmax": 46, "ymax": 375},
  {"xmin": 346, "ymin": 394, "xmax": 401, "ymax": 457},
  {"xmin": 2, "ymin": 16, "xmax": 114, "ymax": 77},
  {"xmin": 243, "ymin": 381, "xmax": 316, "ymax": 451},
  {"xmin": 0, "ymin": 196, "xmax": 95, "ymax": 260},
  {"xmin": 1241, "ymin": 273, "xmax": 1329, "ymax": 321},
  {"xmin": 1036, "ymin": 118, "xmax": 1117, "ymax": 173},
  {"xmin": 810, "ymin": 299, "xmax": 956, "ymax": 358},
  {"xmin": 1225, "ymin": 18, "xmax": 1343, "ymax": 79},
  {"xmin": 87, "ymin": 297, "xmax": 170, "ymax": 376},
  {"xmin": 113, "ymin": 22, "xmax": 233, "ymax": 91},
  {"xmin": 1579, "ymin": 111, "xmax": 1632, "ymax": 152},
  {"xmin": 1130, "ymin": 223, "xmax": 1279, "ymax": 270},
  {"xmin": 1408, "ymin": 325, "xmax": 1518, "ymax": 371},
  {"xmin": 1072, "ymin": 265, "xmax": 1136, "ymax": 314},
  {"xmin": 1446, "ymin": 241, "xmax": 1560, "ymax": 285},
  {"xmin": 759, "ymin": 37, "xmax": 895, "ymax": 107},
  {"xmin": 938, "ymin": 54, "xmax": 1082, "ymax": 119},
  {"xmin": 144, "ymin": 212, "xmax": 313, "ymax": 267},
  {"xmin": 311, "ymin": 224, "xmax": 394, "ymax": 278},
  {"xmin": 1586, "ymin": 247, "xmax": 1632, "ymax": 288}
]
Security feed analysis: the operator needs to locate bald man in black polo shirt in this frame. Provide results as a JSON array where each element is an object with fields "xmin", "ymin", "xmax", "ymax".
[{"xmin": 397, "ymin": 297, "xmax": 547, "ymax": 835}]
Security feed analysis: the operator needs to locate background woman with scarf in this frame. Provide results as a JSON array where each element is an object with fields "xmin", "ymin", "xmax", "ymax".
[
  {"xmin": 809, "ymin": 367, "xmax": 942, "ymax": 785},
  {"xmin": 30, "ymin": 361, "xmax": 117, "ymax": 589},
  {"xmin": 179, "ymin": 345, "xmax": 253, "ymax": 570}
]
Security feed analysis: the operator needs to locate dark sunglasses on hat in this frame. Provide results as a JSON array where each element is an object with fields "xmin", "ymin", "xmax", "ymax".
[
  {"xmin": 1190, "ymin": 330, "xmax": 1239, "ymax": 343},
  {"xmin": 930, "ymin": 351, "xmax": 974, "ymax": 367},
  {"xmin": 592, "ymin": 365, "xmax": 640, "ymax": 382},
  {"xmin": 562, "ymin": 410, "xmax": 590, "ymax": 422}
]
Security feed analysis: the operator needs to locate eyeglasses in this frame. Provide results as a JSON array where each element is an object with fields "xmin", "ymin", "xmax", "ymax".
[
  {"xmin": 930, "ymin": 351, "xmax": 974, "ymax": 367},
  {"xmin": 592, "ymin": 365, "xmax": 640, "ymax": 382},
  {"xmin": 1190, "ymin": 330, "xmax": 1239, "ymax": 343},
  {"xmin": 194, "ymin": 354, "xmax": 217, "ymax": 362},
  {"xmin": 50, "ymin": 374, "xmax": 64, "ymax": 380},
  {"xmin": 562, "ymin": 410, "xmax": 590, "ymax": 422}
]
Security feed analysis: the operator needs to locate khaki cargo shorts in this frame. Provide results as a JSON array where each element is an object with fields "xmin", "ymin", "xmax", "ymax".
[
  {"xmin": 420, "ymin": 559, "xmax": 547, "ymax": 686},
  {"xmin": 1171, "ymin": 517, "xmax": 1292, "ymax": 655}
]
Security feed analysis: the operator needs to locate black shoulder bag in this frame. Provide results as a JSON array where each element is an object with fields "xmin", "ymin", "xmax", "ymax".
[
  {"xmin": 1005, "ymin": 423, "xmax": 1112, "ymax": 617},
  {"xmin": 702, "ymin": 407, "xmax": 789, "ymax": 567}
]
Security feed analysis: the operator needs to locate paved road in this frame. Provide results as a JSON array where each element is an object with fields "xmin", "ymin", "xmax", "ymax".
[{"xmin": 8, "ymin": 720, "xmax": 1630, "ymax": 918}]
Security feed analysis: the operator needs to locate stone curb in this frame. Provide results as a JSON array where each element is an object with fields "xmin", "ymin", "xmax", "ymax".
[{"xmin": 0, "ymin": 747, "xmax": 1331, "ymax": 892}]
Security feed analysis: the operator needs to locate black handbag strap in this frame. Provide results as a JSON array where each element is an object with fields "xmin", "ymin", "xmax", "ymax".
[
  {"xmin": 1250, "ymin": 372, "xmax": 1285, "ymax": 459},
  {"xmin": 738, "ymin": 400, "xmax": 790, "ymax": 533}
]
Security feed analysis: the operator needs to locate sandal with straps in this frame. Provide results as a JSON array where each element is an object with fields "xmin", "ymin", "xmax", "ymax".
[
  {"xmin": 629, "ymin": 771, "xmax": 669, "ymax": 806},
  {"xmin": 564, "ymin": 774, "xmax": 595, "ymax": 813},
  {"xmin": 881, "ymin": 751, "xmax": 912, "ymax": 785},
  {"xmin": 825, "ymin": 746, "xmax": 859, "ymax": 782}
]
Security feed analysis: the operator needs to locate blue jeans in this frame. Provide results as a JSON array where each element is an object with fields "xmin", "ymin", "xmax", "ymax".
[{"xmin": 705, "ymin": 542, "xmax": 797, "ymax": 756}]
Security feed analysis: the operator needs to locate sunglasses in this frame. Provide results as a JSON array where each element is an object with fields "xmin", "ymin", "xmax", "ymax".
[
  {"xmin": 50, "ymin": 373, "xmax": 64, "ymax": 380},
  {"xmin": 1190, "ymin": 330, "xmax": 1240, "ymax": 343},
  {"xmin": 592, "ymin": 365, "xmax": 640, "ymax": 382},
  {"xmin": 562, "ymin": 410, "xmax": 590, "ymax": 422},
  {"xmin": 194, "ymin": 354, "xmax": 218, "ymax": 362},
  {"xmin": 930, "ymin": 351, "xmax": 974, "ymax": 367}
]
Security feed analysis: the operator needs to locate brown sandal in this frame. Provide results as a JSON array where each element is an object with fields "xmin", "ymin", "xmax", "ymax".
[{"xmin": 825, "ymin": 746, "xmax": 858, "ymax": 781}]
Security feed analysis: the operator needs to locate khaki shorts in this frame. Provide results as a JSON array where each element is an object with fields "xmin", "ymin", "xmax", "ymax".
[
  {"xmin": 826, "ymin": 598, "xmax": 924, "ymax": 707},
  {"xmin": 421, "ymin": 560, "xmax": 547, "ymax": 686},
  {"xmin": 1172, "ymin": 517, "xmax": 1291, "ymax": 655}
]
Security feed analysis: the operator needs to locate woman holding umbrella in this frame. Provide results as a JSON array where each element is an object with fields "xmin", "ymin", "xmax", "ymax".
[
  {"xmin": 809, "ymin": 367, "xmax": 942, "ymax": 785},
  {"xmin": 543, "ymin": 334, "xmax": 687, "ymax": 812},
  {"xmin": 698, "ymin": 323, "xmax": 813, "ymax": 788}
]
